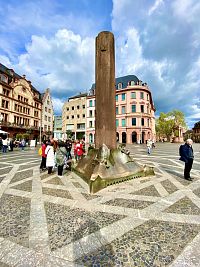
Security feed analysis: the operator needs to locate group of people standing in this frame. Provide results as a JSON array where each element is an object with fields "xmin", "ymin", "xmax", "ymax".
[
  {"xmin": 39, "ymin": 139, "xmax": 85, "ymax": 177},
  {"xmin": 0, "ymin": 137, "xmax": 21, "ymax": 153}
]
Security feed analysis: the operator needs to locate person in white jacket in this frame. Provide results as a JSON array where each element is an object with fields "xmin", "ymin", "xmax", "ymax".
[{"xmin": 45, "ymin": 141, "xmax": 55, "ymax": 174}]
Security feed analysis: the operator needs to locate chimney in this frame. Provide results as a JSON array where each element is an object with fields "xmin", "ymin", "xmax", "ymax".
[{"xmin": 22, "ymin": 74, "xmax": 26, "ymax": 79}]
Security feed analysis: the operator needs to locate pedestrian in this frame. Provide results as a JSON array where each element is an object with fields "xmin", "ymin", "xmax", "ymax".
[
  {"xmin": 65, "ymin": 139, "xmax": 72, "ymax": 160},
  {"xmin": 9, "ymin": 138, "xmax": 14, "ymax": 151},
  {"xmin": 2, "ymin": 138, "xmax": 8, "ymax": 153},
  {"xmin": 74, "ymin": 140, "xmax": 78, "ymax": 161},
  {"xmin": 179, "ymin": 139, "xmax": 194, "ymax": 181},
  {"xmin": 55, "ymin": 141, "xmax": 67, "ymax": 176},
  {"xmin": 40, "ymin": 140, "xmax": 47, "ymax": 171},
  {"xmin": 21, "ymin": 139, "xmax": 26, "ymax": 151},
  {"xmin": 146, "ymin": 139, "xmax": 152, "ymax": 154},
  {"xmin": 45, "ymin": 141, "xmax": 55, "ymax": 174},
  {"xmin": 75, "ymin": 139, "xmax": 84, "ymax": 161},
  {"xmin": 0, "ymin": 137, "xmax": 2, "ymax": 151}
]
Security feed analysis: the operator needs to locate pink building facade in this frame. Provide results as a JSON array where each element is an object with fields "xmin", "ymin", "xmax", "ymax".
[{"xmin": 86, "ymin": 75, "xmax": 156, "ymax": 144}]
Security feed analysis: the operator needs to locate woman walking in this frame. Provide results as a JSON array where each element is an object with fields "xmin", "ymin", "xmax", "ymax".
[
  {"xmin": 40, "ymin": 140, "xmax": 47, "ymax": 171},
  {"xmin": 45, "ymin": 141, "xmax": 55, "ymax": 174}
]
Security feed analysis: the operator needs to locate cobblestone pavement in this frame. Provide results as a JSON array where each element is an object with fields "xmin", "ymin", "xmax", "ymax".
[{"xmin": 0, "ymin": 143, "xmax": 200, "ymax": 267}]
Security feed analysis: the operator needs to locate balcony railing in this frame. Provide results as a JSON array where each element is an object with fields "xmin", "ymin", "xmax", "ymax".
[{"xmin": 0, "ymin": 121, "xmax": 39, "ymax": 130}]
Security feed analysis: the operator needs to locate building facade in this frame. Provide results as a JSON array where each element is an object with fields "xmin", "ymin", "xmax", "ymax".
[
  {"xmin": 192, "ymin": 121, "xmax": 200, "ymax": 143},
  {"xmin": 62, "ymin": 93, "xmax": 87, "ymax": 140},
  {"xmin": 0, "ymin": 63, "xmax": 42, "ymax": 140},
  {"xmin": 53, "ymin": 115, "xmax": 63, "ymax": 140},
  {"xmin": 86, "ymin": 75, "xmax": 156, "ymax": 144},
  {"xmin": 41, "ymin": 88, "xmax": 54, "ymax": 140}
]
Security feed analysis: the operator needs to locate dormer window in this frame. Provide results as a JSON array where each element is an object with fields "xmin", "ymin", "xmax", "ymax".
[
  {"xmin": 118, "ymin": 83, "xmax": 122, "ymax": 89},
  {"xmin": 130, "ymin": 81, "xmax": 135, "ymax": 86},
  {"xmin": 0, "ymin": 74, "xmax": 8, "ymax": 83}
]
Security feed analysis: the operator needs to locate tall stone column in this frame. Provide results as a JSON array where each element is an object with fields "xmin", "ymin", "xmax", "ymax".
[{"xmin": 95, "ymin": 31, "xmax": 116, "ymax": 150}]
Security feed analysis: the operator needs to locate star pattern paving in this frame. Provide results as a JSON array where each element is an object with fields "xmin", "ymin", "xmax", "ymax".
[{"xmin": 0, "ymin": 142, "xmax": 200, "ymax": 266}]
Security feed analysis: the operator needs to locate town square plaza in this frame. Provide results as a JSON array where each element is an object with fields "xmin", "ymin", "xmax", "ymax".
[{"xmin": 0, "ymin": 142, "xmax": 200, "ymax": 266}]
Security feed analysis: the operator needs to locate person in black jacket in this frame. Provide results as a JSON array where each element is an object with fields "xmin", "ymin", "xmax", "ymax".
[{"xmin": 179, "ymin": 139, "xmax": 194, "ymax": 181}]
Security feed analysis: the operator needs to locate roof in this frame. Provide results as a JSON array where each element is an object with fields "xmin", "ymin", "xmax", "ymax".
[
  {"xmin": 68, "ymin": 93, "xmax": 88, "ymax": 100},
  {"xmin": 0, "ymin": 62, "xmax": 41, "ymax": 96},
  {"xmin": 91, "ymin": 74, "xmax": 140, "ymax": 90}
]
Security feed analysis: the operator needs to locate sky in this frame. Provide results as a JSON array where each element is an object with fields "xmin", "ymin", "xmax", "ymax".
[{"xmin": 0, "ymin": 0, "xmax": 200, "ymax": 128}]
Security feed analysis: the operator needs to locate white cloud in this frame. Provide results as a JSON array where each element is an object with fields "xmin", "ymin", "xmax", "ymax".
[
  {"xmin": 52, "ymin": 97, "xmax": 65, "ymax": 115},
  {"xmin": 148, "ymin": 0, "xmax": 164, "ymax": 16},
  {"xmin": 12, "ymin": 29, "xmax": 95, "ymax": 102}
]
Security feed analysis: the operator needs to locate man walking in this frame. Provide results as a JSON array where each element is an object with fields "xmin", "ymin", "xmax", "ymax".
[{"xmin": 179, "ymin": 139, "xmax": 194, "ymax": 181}]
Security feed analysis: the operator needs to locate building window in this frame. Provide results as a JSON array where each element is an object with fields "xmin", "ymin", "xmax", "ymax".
[
  {"xmin": 132, "ymin": 105, "xmax": 136, "ymax": 113},
  {"xmin": 89, "ymin": 110, "xmax": 93, "ymax": 117},
  {"xmin": 89, "ymin": 100, "xmax": 93, "ymax": 107},
  {"xmin": 77, "ymin": 114, "xmax": 80, "ymax": 118},
  {"xmin": 122, "ymin": 119, "xmax": 126, "ymax": 127},
  {"xmin": 141, "ymin": 105, "xmax": 144, "ymax": 113},
  {"xmin": 72, "ymin": 115, "xmax": 74, "ymax": 119},
  {"xmin": 147, "ymin": 119, "xmax": 150, "ymax": 127},
  {"xmin": 131, "ymin": 92, "xmax": 136, "ymax": 99},
  {"xmin": 0, "ymin": 74, "xmax": 8, "ymax": 83},
  {"xmin": 45, "ymin": 107, "xmax": 47, "ymax": 112},
  {"xmin": 116, "ymin": 119, "xmax": 119, "ymax": 127},
  {"xmin": 89, "ymin": 121, "xmax": 93, "ymax": 128},
  {"xmin": 77, "ymin": 105, "xmax": 80, "ymax": 109},
  {"xmin": 140, "ymin": 92, "xmax": 144, "ymax": 99},
  {"xmin": 66, "ymin": 116, "xmax": 69, "ymax": 119},
  {"xmin": 3, "ymin": 88, "xmax": 9, "ymax": 96},
  {"xmin": 48, "ymin": 126, "xmax": 50, "ymax": 131},
  {"xmin": 66, "ymin": 107, "xmax": 69, "ymax": 111},
  {"xmin": 141, "ymin": 118, "xmax": 144, "ymax": 126},
  {"xmin": 83, "ymin": 114, "xmax": 85, "ymax": 118},
  {"xmin": 1, "ymin": 99, "xmax": 9, "ymax": 109},
  {"xmin": 72, "ymin": 106, "xmax": 74, "ymax": 110},
  {"xmin": 77, "ymin": 123, "xmax": 85, "ymax": 130},
  {"xmin": 121, "ymin": 93, "xmax": 126, "ymax": 101},
  {"xmin": 48, "ymin": 117, "xmax": 51, "ymax": 122},
  {"xmin": 47, "ymin": 100, "xmax": 50, "ymax": 105},
  {"xmin": 132, "ymin": 118, "xmax": 136, "ymax": 126},
  {"xmin": 48, "ymin": 109, "xmax": 51, "ymax": 113},
  {"xmin": 83, "ymin": 104, "xmax": 85, "ymax": 109},
  {"xmin": 116, "ymin": 95, "xmax": 118, "ymax": 101},
  {"xmin": 116, "ymin": 107, "xmax": 119, "ymax": 115},
  {"xmin": 45, "ymin": 115, "xmax": 47, "ymax": 121},
  {"xmin": 118, "ymin": 83, "xmax": 122, "ymax": 89},
  {"xmin": 147, "ymin": 94, "xmax": 149, "ymax": 100},
  {"xmin": 130, "ymin": 80, "xmax": 135, "ymax": 86},
  {"xmin": 121, "ymin": 106, "xmax": 126, "ymax": 114}
]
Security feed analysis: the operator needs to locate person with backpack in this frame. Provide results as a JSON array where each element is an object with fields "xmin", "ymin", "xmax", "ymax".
[
  {"xmin": 40, "ymin": 140, "xmax": 47, "ymax": 171},
  {"xmin": 179, "ymin": 139, "xmax": 194, "ymax": 181},
  {"xmin": 55, "ymin": 141, "xmax": 67, "ymax": 176}
]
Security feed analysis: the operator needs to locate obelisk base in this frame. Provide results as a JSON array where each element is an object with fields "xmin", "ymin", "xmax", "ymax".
[{"xmin": 74, "ymin": 144, "xmax": 154, "ymax": 194}]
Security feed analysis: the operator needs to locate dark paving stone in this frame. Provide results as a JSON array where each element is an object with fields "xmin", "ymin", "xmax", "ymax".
[
  {"xmin": 18, "ymin": 162, "xmax": 40, "ymax": 171},
  {"xmin": 193, "ymin": 187, "xmax": 200, "ymax": 198},
  {"xmin": 104, "ymin": 198, "xmax": 154, "ymax": 209},
  {"xmin": 44, "ymin": 177, "xmax": 64, "ymax": 186},
  {"xmin": 0, "ymin": 176, "xmax": 5, "ymax": 183},
  {"xmin": 42, "ymin": 187, "xmax": 73, "ymax": 199},
  {"xmin": 0, "ymin": 262, "xmax": 10, "ymax": 267},
  {"xmin": 0, "ymin": 167, "xmax": 13, "ymax": 176},
  {"xmin": 44, "ymin": 201, "xmax": 126, "ymax": 251},
  {"xmin": 10, "ymin": 180, "xmax": 32, "ymax": 192},
  {"xmin": 72, "ymin": 182, "xmax": 83, "ymax": 189},
  {"xmin": 10, "ymin": 170, "xmax": 33, "ymax": 184},
  {"xmin": 0, "ymin": 194, "xmax": 30, "ymax": 247},
  {"xmin": 82, "ymin": 193, "xmax": 100, "ymax": 201},
  {"xmin": 160, "ymin": 179, "xmax": 178, "ymax": 194},
  {"xmin": 76, "ymin": 220, "xmax": 200, "ymax": 266},
  {"xmin": 0, "ymin": 163, "xmax": 12, "ymax": 168},
  {"xmin": 131, "ymin": 185, "xmax": 161, "ymax": 197},
  {"xmin": 165, "ymin": 197, "xmax": 200, "ymax": 215}
]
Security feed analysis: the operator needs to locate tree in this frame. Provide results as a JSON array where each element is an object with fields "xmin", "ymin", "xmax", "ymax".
[
  {"xmin": 16, "ymin": 133, "xmax": 23, "ymax": 140},
  {"xmin": 156, "ymin": 110, "xmax": 187, "ymax": 141},
  {"xmin": 66, "ymin": 130, "xmax": 73, "ymax": 139}
]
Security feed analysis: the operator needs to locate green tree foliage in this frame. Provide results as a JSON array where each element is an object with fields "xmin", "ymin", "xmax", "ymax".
[
  {"xmin": 156, "ymin": 110, "xmax": 187, "ymax": 140},
  {"xmin": 16, "ymin": 133, "xmax": 23, "ymax": 140}
]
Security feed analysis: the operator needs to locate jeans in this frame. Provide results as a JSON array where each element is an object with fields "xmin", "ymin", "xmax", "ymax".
[
  {"xmin": 184, "ymin": 158, "xmax": 193, "ymax": 178},
  {"xmin": 58, "ymin": 165, "xmax": 64, "ymax": 176},
  {"xmin": 40, "ymin": 157, "xmax": 46, "ymax": 170},
  {"xmin": 2, "ymin": 145, "xmax": 7, "ymax": 153}
]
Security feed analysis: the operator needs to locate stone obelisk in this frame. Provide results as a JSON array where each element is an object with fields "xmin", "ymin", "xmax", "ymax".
[{"xmin": 95, "ymin": 31, "xmax": 116, "ymax": 150}]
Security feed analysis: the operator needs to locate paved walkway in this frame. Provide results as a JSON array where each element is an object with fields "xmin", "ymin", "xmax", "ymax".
[{"xmin": 0, "ymin": 143, "xmax": 200, "ymax": 266}]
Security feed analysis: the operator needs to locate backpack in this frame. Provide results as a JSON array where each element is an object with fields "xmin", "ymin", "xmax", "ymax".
[
  {"xmin": 38, "ymin": 147, "xmax": 42, "ymax": 156},
  {"xmin": 56, "ymin": 148, "xmax": 65, "ymax": 166}
]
